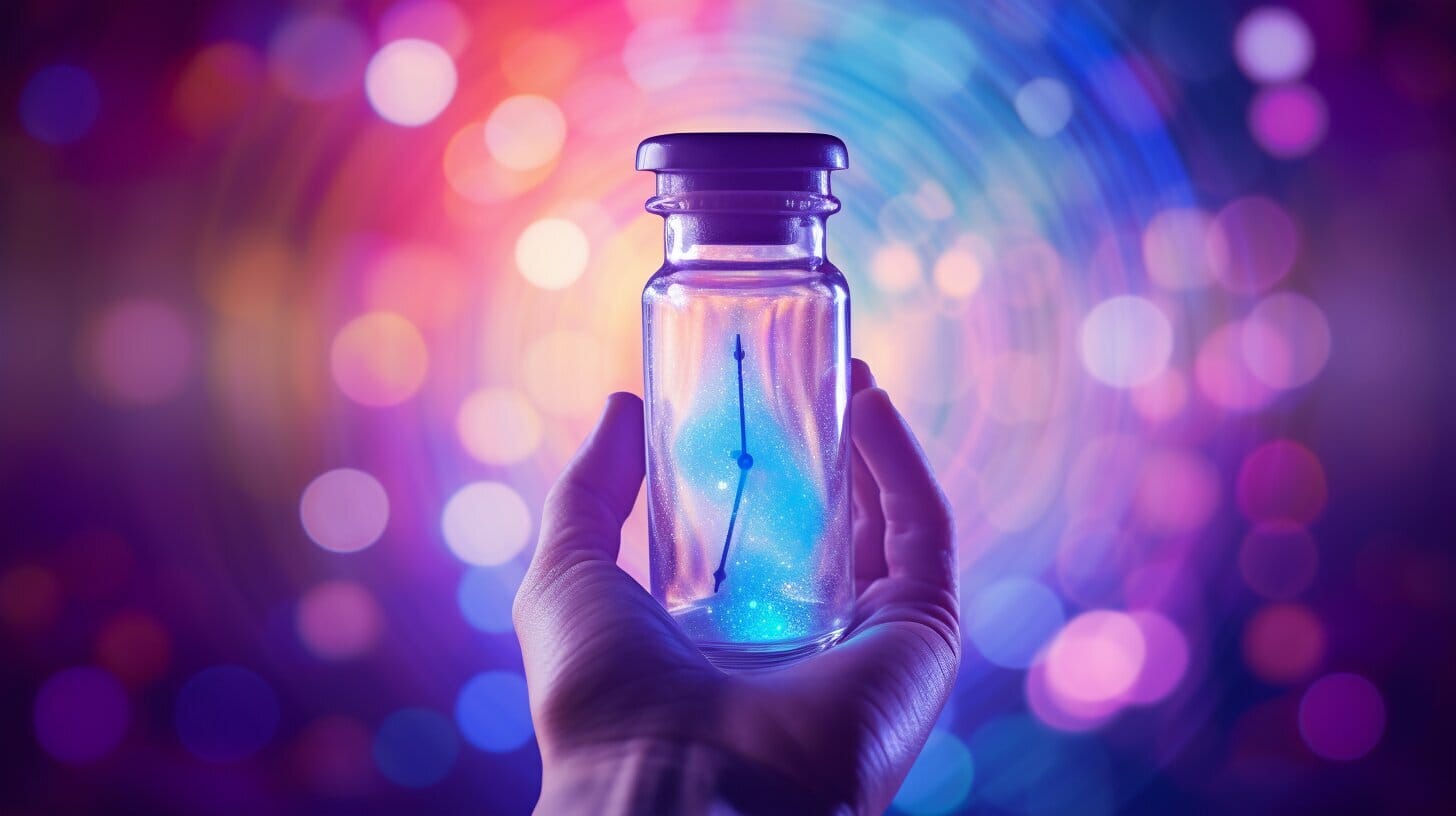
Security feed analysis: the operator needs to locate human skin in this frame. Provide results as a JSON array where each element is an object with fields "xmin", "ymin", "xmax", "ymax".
[{"xmin": 513, "ymin": 360, "xmax": 960, "ymax": 815}]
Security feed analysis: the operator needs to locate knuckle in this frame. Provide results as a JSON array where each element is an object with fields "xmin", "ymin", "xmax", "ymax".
[
  {"xmin": 932, "ymin": 490, "xmax": 955, "ymax": 530},
  {"xmin": 920, "ymin": 496, "xmax": 955, "ymax": 540},
  {"xmin": 511, "ymin": 570, "xmax": 541, "ymax": 631}
]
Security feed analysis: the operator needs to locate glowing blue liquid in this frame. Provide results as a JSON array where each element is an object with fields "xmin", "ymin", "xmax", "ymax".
[{"xmin": 643, "ymin": 265, "xmax": 852, "ymax": 664}]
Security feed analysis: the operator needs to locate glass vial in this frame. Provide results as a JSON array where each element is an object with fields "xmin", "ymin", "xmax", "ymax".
[{"xmin": 637, "ymin": 133, "xmax": 852, "ymax": 670}]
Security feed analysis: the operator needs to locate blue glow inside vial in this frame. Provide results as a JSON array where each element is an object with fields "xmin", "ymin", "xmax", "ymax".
[{"xmin": 637, "ymin": 132, "xmax": 852, "ymax": 671}]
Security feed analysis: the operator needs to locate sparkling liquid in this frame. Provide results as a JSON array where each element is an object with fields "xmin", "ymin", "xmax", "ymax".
[{"xmin": 643, "ymin": 264, "xmax": 852, "ymax": 670}]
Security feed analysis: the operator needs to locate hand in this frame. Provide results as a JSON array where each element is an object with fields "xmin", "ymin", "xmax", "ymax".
[{"xmin": 513, "ymin": 360, "xmax": 960, "ymax": 815}]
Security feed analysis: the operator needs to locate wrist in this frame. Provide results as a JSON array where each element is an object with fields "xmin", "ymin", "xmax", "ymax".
[{"xmin": 537, "ymin": 738, "xmax": 849, "ymax": 816}]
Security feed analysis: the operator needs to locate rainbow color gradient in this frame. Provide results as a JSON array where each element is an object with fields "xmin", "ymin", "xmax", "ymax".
[{"xmin": 2, "ymin": 0, "xmax": 1453, "ymax": 813}]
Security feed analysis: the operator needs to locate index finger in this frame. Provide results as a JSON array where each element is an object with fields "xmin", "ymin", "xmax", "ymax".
[{"xmin": 850, "ymin": 387, "xmax": 956, "ymax": 591}]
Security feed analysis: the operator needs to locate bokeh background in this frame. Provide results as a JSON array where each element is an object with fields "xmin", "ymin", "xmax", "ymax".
[{"xmin": 2, "ymin": 0, "xmax": 1453, "ymax": 813}]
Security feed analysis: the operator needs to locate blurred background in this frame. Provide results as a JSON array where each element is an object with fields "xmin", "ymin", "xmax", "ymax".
[{"xmin": 2, "ymin": 0, "xmax": 1453, "ymax": 813}]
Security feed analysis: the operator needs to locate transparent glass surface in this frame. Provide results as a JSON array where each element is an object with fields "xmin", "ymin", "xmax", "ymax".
[{"xmin": 643, "ymin": 255, "xmax": 851, "ymax": 669}]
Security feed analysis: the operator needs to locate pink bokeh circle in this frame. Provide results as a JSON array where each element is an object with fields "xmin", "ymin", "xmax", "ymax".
[
  {"xmin": 1249, "ymin": 83, "xmax": 1327, "ymax": 158},
  {"xmin": 295, "ymin": 580, "xmax": 383, "ymax": 660},
  {"xmin": 1243, "ymin": 602, "xmax": 1325, "ymax": 684},
  {"xmin": 1236, "ymin": 439, "xmax": 1328, "ymax": 525}
]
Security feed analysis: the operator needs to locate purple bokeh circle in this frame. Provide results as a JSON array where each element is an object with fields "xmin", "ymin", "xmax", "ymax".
[
  {"xmin": 34, "ymin": 666, "xmax": 130, "ymax": 764},
  {"xmin": 19, "ymin": 64, "xmax": 100, "ymax": 145},
  {"xmin": 174, "ymin": 665, "xmax": 280, "ymax": 762},
  {"xmin": 1298, "ymin": 672, "xmax": 1386, "ymax": 761}
]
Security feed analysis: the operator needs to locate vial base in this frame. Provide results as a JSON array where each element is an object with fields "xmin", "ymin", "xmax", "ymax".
[{"xmin": 690, "ymin": 626, "xmax": 847, "ymax": 673}]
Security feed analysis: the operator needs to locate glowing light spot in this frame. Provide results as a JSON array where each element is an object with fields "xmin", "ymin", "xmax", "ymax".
[
  {"xmin": 1046, "ymin": 611, "xmax": 1147, "ymax": 705},
  {"xmin": 33, "ymin": 667, "xmax": 129, "ymax": 764},
  {"xmin": 1242, "ymin": 292, "xmax": 1331, "ymax": 389},
  {"xmin": 1134, "ymin": 447, "xmax": 1220, "ymax": 535},
  {"xmin": 442, "ymin": 482, "xmax": 532, "ymax": 566},
  {"xmin": 966, "ymin": 578, "xmax": 1065, "ymax": 669},
  {"xmin": 457, "ymin": 562, "xmax": 525, "ymax": 633},
  {"xmin": 484, "ymin": 94, "xmax": 566, "ymax": 171},
  {"xmin": 1131, "ymin": 367, "xmax": 1188, "ymax": 423},
  {"xmin": 364, "ymin": 243, "xmax": 468, "ymax": 329},
  {"xmin": 932, "ymin": 246, "xmax": 983, "ymax": 298},
  {"xmin": 296, "ymin": 580, "xmax": 382, "ymax": 660},
  {"xmin": 522, "ymin": 331, "xmax": 617, "ymax": 418},
  {"xmin": 1196, "ymin": 322, "xmax": 1277, "ymax": 412},
  {"xmin": 1237, "ymin": 439, "xmax": 1327, "ymax": 525},
  {"xmin": 1239, "ymin": 522, "xmax": 1319, "ymax": 600},
  {"xmin": 84, "ymin": 298, "xmax": 194, "ymax": 406},
  {"xmin": 898, "ymin": 18, "xmax": 977, "ymax": 98},
  {"xmin": 268, "ymin": 12, "xmax": 369, "ymax": 101},
  {"xmin": 1249, "ymin": 83, "xmax": 1327, "ymax": 158},
  {"xmin": 373, "ymin": 708, "xmax": 458, "ymax": 787},
  {"xmin": 515, "ymin": 218, "xmax": 590, "ymax": 289},
  {"xmin": 622, "ymin": 21, "xmax": 703, "ymax": 91},
  {"xmin": 1299, "ymin": 673, "xmax": 1385, "ymax": 761},
  {"xmin": 0, "ymin": 564, "xmax": 61, "ymax": 632},
  {"xmin": 174, "ymin": 665, "xmax": 280, "ymax": 762},
  {"xmin": 1125, "ymin": 611, "xmax": 1189, "ymax": 705},
  {"xmin": 95, "ymin": 610, "xmax": 171, "ymax": 687},
  {"xmin": 443, "ymin": 121, "xmax": 551, "ymax": 202},
  {"xmin": 20, "ymin": 64, "xmax": 100, "ymax": 145},
  {"xmin": 365, "ymin": 39, "xmax": 456, "ymax": 126},
  {"xmin": 455, "ymin": 672, "xmax": 533, "ymax": 752},
  {"xmin": 1079, "ymin": 295, "xmax": 1173, "ymax": 388},
  {"xmin": 1015, "ymin": 77, "xmax": 1074, "ymax": 137},
  {"xmin": 172, "ymin": 43, "xmax": 263, "ymax": 135},
  {"xmin": 379, "ymin": 0, "xmax": 470, "ymax": 57},
  {"xmin": 300, "ymin": 468, "xmax": 390, "ymax": 553},
  {"xmin": 1243, "ymin": 602, "xmax": 1324, "ymax": 684},
  {"xmin": 892, "ymin": 729, "xmax": 974, "ymax": 814},
  {"xmin": 330, "ymin": 312, "xmax": 429, "ymax": 406},
  {"xmin": 1211, "ymin": 196, "xmax": 1299, "ymax": 294},
  {"xmin": 1025, "ymin": 660, "xmax": 1119, "ymax": 733},
  {"xmin": 1142, "ymin": 208, "xmax": 1222, "ymax": 290},
  {"xmin": 456, "ymin": 388, "xmax": 543, "ymax": 465},
  {"xmin": 1235, "ymin": 7, "xmax": 1315, "ymax": 83},
  {"xmin": 870, "ymin": 243, "xmax": 923, "ymax": 293},
  {"xmin": 295, "ymin": 716, "xmax": 374, "ymax": 796}
]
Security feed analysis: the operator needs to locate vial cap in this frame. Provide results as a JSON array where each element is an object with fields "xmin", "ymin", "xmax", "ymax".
[{"xmin": 636, "ymin": 132, "xmax": 848, "ymax": 172}]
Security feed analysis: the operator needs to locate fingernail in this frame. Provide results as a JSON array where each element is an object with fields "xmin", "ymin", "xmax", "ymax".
[{"xmin": 851, "ymin": 358, "xmax": 877, "ymax": 391}]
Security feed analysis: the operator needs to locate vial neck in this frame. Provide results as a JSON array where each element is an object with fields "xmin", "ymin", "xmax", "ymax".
[{"xmin": 665, "ymin": 213, "xmax": 827, "ymax": 266}]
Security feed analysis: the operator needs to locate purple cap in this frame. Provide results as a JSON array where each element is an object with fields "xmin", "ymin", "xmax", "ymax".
[
  {"xmin": 636, "ymin": 132, "xmax": 848, "ymax": 172},
  {"xmin": 637, "ymin": 132, "xmax": 846, "ymax": 245}
]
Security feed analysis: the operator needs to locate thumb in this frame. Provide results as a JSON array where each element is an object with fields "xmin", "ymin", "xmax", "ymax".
[{"xmin": 532, "ymin": 392, "xmax": 645, "ymax": 569}]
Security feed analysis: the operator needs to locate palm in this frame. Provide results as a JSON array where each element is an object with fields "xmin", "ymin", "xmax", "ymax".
[{"xmin": 515, "ymin": 365, "xmax": 959, "ymax": 814}]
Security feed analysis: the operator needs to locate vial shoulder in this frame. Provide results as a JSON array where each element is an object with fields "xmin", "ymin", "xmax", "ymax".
[
  {"xmin": 817, "ymin": 261, "xmax": 850, "ymax": 296},
  {"xmin": 643, "ymin": 262, "xmax": 850, "ymax": 302}
]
